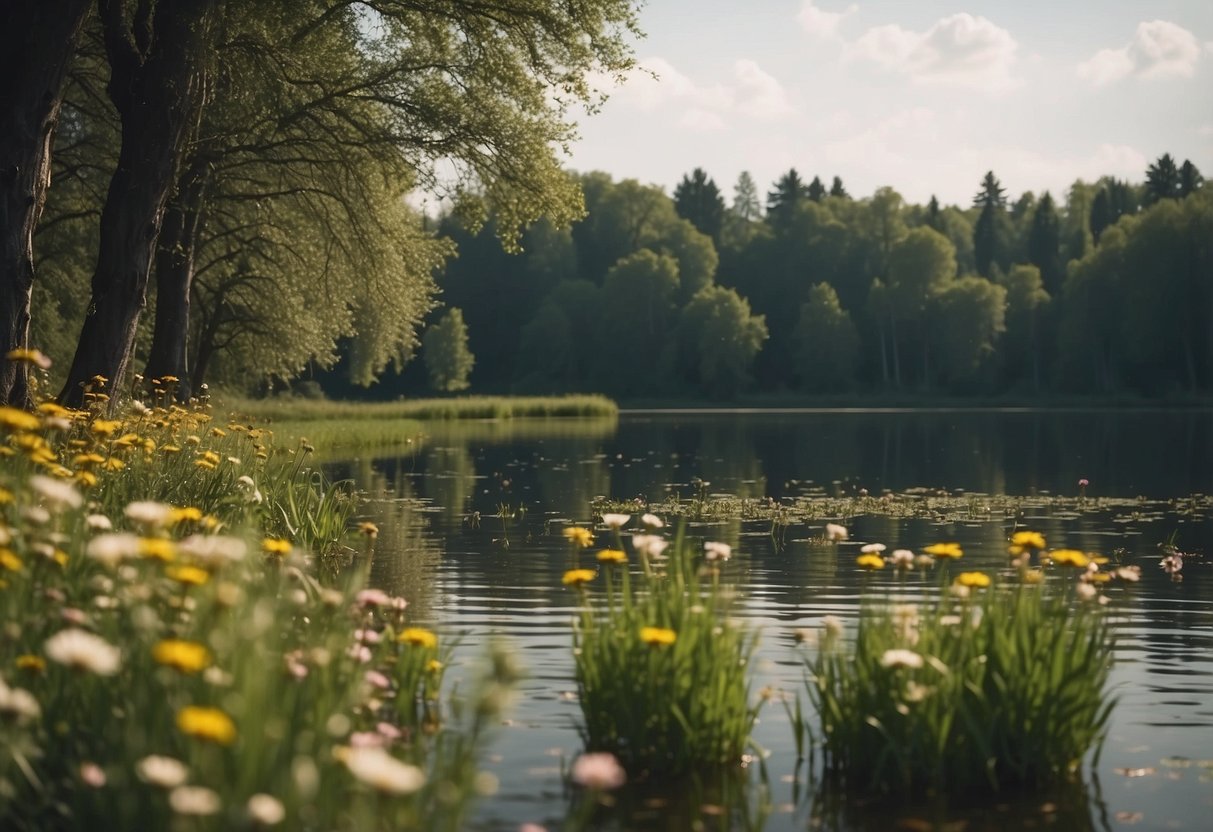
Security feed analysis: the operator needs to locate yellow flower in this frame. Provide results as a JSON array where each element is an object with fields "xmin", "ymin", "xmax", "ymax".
[
  {"xmin": 139, "ymin": 538, "xmax": 177, "ymax": 562},
  {"xmin": 923, "ymin": 542, "xmax": 963, "ymax": 559},
  {"xmin": 262, "ymin": 538, "xmax": 292, "ymax": 556},
  {"xmin": 856, "ymin": 554, "xmax": 885, "ymax": 570},
  {"xmin": 73, "ymin": 452, "xmax": 106, "ymax": 467},
  {"xmin": 358, "ymin": 522, "xmax": 379, "ymax": 538},
  {"xmin": 15, "ymin": 654, "xmax": 46, "ymax": 673},
  {"xmin": 640, "ymin": 626, "xmax": 677, "ymax": 647},
  {"xmin": 1022, "ymin": 569, "xmax": 1044, "ymax": 584},
  {"xmin": 90, "ymin": 419, "xmax": 121, "ymax": 437},
  {"xmin": 562, "ymin": 527, "xmax": 594, "ymax": 548},
  {"xmin": 169, "ymin": 506, "xmax": 203, "ymax": 525},
  {"xmin": 1049, "ymin": 549, "xmax": 1090, "ymax": 569},
  {"xmin": 159, "ymin": 375, "xmax": 180, "ymax": 384},
  {"xmin": 103, "ymin": 457, "xmax": 125, "ymax": 471},
  {"xmin": 426, "ymin": 659, "xmax": 443, "ymax": 674},
  {"xmin": 398, "ymin": 628, "xmax": 438, "ymax": 649},
  {"xmin": 153, "ymin": 640, "xmax": 211, "ymax": 673},
  {"xmin": 1010, "ymin": 531, "xmax": 1046, "ymax": 550},
  {"xmin": 1085, "ymin": 572, "xmax": 1113, "ymax": 584},
  {"xmin": 562, "ymin": 568, "xmax": 596, "ymax": 587},
  {"xmin": 176, "ymin": 706, "xmax": 236, "ymax": 745},
  {"xmin": 36, "ymin": 402, "xmax": 72, "ymax": 418},
  {"xmin": 210, "ymin": 427, "xmax": 226, "ymax": 438},
  {"xmin": 161, "ymin": 445, "xmax": 182, "ymax": 454},
  {"xmin": 1, "ymin": 550, "xmax": 23, "ymax": 572},
  {"xmin": 194, "ymin": 458, "xmax": 217, "ymax": 471},
  {"xmin": 75, "ymin": 471, "xmax": 98, "ymax": 488},
  {"xmin": 954, "ymin": 571, "xmax": 991, "ymax": 589},
  {"xmin": 0, "ymin": 406, "xmax": 41, "ymax": 432},
  {"xmin": 0, "ymin": 487, "xmax": 12, "ymax": 504},
  {"xmin": 596, "ymin": 549, "xmax": 626, "ymax": 564},
  {"xmin": 5, "ymin": 347, "xmax": 51, "ymax": 368},
  {"xmin": 166, "ymin": 565, "xmax": 209, "ymax": 586}
]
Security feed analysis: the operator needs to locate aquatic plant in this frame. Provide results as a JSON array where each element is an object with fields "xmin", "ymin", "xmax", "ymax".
[
  {"xmin": 568, "ymin": 523, "xmax": 762, "ymax": 775},
  {"xmin": 799, "ymin": 544, "xmax": 1121, "ymax": 794}
]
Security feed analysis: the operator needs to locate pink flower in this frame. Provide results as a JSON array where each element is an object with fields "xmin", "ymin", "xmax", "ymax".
[
  {"xmin": 355, "ymin": 589, "xmax": 390, "ymax": 608},
  {"xmin": 570, "ymin": 752, "xmax": 626, "ymax": 790},
  {"xmin": 364, "ymin": 670, "xmax": 391, "ymax": 690}
]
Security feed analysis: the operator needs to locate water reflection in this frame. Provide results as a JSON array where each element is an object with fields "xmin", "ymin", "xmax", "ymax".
[{"xmin": 323, "ymin": 410, "xmax": 1213, "ymax": 831}]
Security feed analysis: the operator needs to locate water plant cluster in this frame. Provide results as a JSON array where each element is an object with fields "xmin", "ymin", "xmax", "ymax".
[{"xmin": 0, "ymin": 375, "xmax": 514, "ymax": 831}]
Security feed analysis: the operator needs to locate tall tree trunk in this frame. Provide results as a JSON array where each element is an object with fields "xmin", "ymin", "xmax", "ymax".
[
  {"xmin": 59, "ymin": 0, "xmax": 215, "ymax": 409},
  {"xmin": 145, "ymin": 155, "xmax": 209, "ymax": 400},
  {"xmin": 0, "ymin": 0, "xmax": 92, "ymax": 407}
]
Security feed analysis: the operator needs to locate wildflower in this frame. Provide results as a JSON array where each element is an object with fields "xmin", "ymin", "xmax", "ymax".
[
  {"xmin": 1116, "ymin": 565, "xmax": 1142, "ymax": 582},
  {"xmin": 211, "ymin": 427, "xmax": 226, "ymax": 438},
  {"xmin": 0, "ymin": 679, "xmax": 40, "ymax": 723},
  {"xmin": 1050, "ymin": 549, "xmax": 1090, "ymax": 569},
  {"xmin": 1078, "ymin": 478, "xmax": 1089, "ymax": 488},
  {"xmin": 859, "ymin": 543, "xmax": 887, "ymax": 554},
  {"xmin": 194, "ymin": 458, "xmax": 217, "ymax": 471},
  {"xmin": 5, "ymin": 347, "xmax": 51, "ymax": 369},
  {"xmin": 1010, "ymin": 530, "xmax": 1046, "ymax": 551},
  {"xmin": 824, "ymin": 523, "xmax": 848, "ymax": 541},
  {"xmin": 1022, "ymin": 568, "xmax": 1044, "ymax": 584},
  {"xmin": 45, "ymin": 629, "xmax": 121, "ymax": 675},
  {"xmin": 640, "ymin": 626, "xmax": 677, "ymax": 647},
  {"xmin": 90, "ymin": 419, "xmax": 121, "ymax": 437},
  {"xmin": 398, "ymin": 627, "xmax": 438, "ymax": 649},
  {"xmin": 358, "ymin": 521, "xmax": 379, "ymax": 538},
  {"xmin": 561, "ymin": 568, "xmax": 595, "ymax": 587},
  {"xmin": 86, "ymin": 513, "xmax": 112, "ymax": 531},
  {"xmin": 169, "ymin": 785, "xmax": 222, "ymax": 816},
  {"xmin": 426, "ymin": 659, "xmax": 443, "ymax": 674},
  {"xmin": 563, "ymin": 527, "xmax": 594, "ymax": 548},
  {"xmin": 78, "ymin": 762, "xmax": 106, "ymax": 788},
  {"xmin": 262, "ymin": 538, "xmax": 292, "ymax": 556},
  {"xmin": 880, "ymin": 649, "xmax": 925, "ymax": 670},
  {"xmin": 86, "ymin": 533, "xmax": 141, "ymax": 568},
  {"xmin": 166, "ymin": 565, "xmax": 209, "ymax": 586},
  {"xmin": 571, "ymin": 752, "xmax": 626, "ymax": 790},
  {"xmin": 0, "ymin": 406, "xmax": 41, "ymax": 432},
  {"xmin": 923, "ymin": 542, "xmax": 963, "ymax": 559},
  {"xmin": 1160, "ymin": 554, "xmax": 1183, "ymax": 575},
  {"xmin": 247, "ymin": 794, "xmax": 286, "ymax": 826},
  {"xmin": 596, "ymin": 548, "xmax": 626, "ymax": 564},
  {"xmin": 641, "ymin": 513, "xmax": 664, "ymax": 529},
  {"xmin": 355, "ymin": 588, "xmax": 390, "ymax": 607},
  {"xmin": 15, "ymin": 655, "xmax": 45, "ymax": 673},
  {"xmin": 631, "ymin": 534, "xmax": 670, "ymax": 560},
  {"xmin": 601, "ymin": 513, "xmax": 630, "ymax": 529},
  {"xmin": 125, "ymin": 501, "xmax": 173, "ymax": 529},
  {"xmin": 1075, "ymin": 582, "xmax": 1098, "ymax": 601},
  {"xmin": 890, "ymin": 549, "xmax": 915, "ymax": 568},
  {"xmin": 342, "ymin": 746, "xmax": 426, "ymax": 794},
  {"xmin": 954, "ymin": 571, "xmax": 992, "ymax": 589},
  {"xmin": 177, "ymin": 706, "xmax": 237, "ymax": 745},
  {"xmin": 30, "ymin": 475, "xmax": 83, "ymax": 511},
  {"xmin": 0, "ymin": 550, "xmax": 21, "ymax": 572},
  {"xmin": 177, "ymin": 534, "xmax": 247, "ymax": 567},
  {"xmin": 102, "ymin": 457, "xmax": 125, "ymax": 471},
  {"xmin": 169, "ymin": 506, "xmax": 203, "ymax": 525},
  {"xmin": 704, "ymin": 541, "xmax": 732, "ymax": 562},
  {"xmin": 139, "ymin": 537, "xmax": 177, "ymax": 562},
  {"xmin": 153, "ymin": 640, "xmax": 212, "ymax": 673},
  {"xmin": 162, "ymin": 445, "xmax": 182, "ymax": 454},
  {"xmin": 856, "ymin": 553, "xmax": 885, "ymax": 570},
  {"xmin": 821, "ymin": 615, "xmax": 844, "ymax": 639},
  {"xmin": 137, "ymin": 755, "xmax": 189, "ymax": 788}
]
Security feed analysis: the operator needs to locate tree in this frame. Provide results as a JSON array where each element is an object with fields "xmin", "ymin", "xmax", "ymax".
[
  {"xmin": 676, "ymin": 285, "xmax": 768, "ymax": 398},
  {"xmin": 997, "ymin": 264, "xmax": 1050, "ymax": 390},
  {"xmin": 596, "ymin": 249, "xmax": 680, "ymax": 394},
  {"xmin": 423, "ymin": 308, "xmax": 474, "ymax": 393},
  {"xmin": 766, "ymin": 168, "xmax": 808, "ymax": 232},
  {"xmin": 807, "ymin": 176, "xmax": 826, "ymax": 203},
  {"xmin": 829, "ymin": 176, "xmax": 849, "ymax": 199},
  {"xmin": 925, "ymin": 196, "xmax": 943, "ymax": 232},
  {"xmin": 885, "ymin": 227, "xmax": 956, "ymax": 386},
  {"xmin": 793, "ymin": 282, "xmax": 859, "ymax": 391},
  {"xmin": 0, "ymin": 0, "xmax": 93, "ymax": 407},
  {"xmin": 1144, "ymin": 153, "xmax": 1180, "ymax": 205},
  {"xmin": 930, "ymin": 276, "xmax": 1006, "ymax": 388},
  {"xmin": 731, "ymin": 171, "xmax": 762, "ymax": 222},
  {"xmin": 1090, "ymin": 188, "xmax": 1112, "ymax": 245},
  {"xmin": 973, "ymin": 171, "xmax": 1008, "ymax": 209},
  {"xmin": 673, "ymin": 167, "xmax": 725, "ymax": 244},
  {"xmin": 1027, "ymin": 192, "xmax": 1062, "ymax": 295},
  {"xmin": 973, "ymin": 172, "xmax": 1008, "ymax": 277},
  {"xmin": 1179, "ymin": 160, "xmax": 1204, "ymax": 198}
]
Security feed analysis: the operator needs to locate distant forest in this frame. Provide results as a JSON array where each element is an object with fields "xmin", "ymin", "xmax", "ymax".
[{"xmin": 323, "ymin": 153, "xmax": 1211, "ymax": 401}]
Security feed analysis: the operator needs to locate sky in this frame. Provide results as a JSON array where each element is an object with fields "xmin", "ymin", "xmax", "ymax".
[{"xmin": 563, "ymin": 0, "xmax": 1213, "ymax": 207}]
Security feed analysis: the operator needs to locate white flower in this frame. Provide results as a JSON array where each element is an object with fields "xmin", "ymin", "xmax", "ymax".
[
  {"xmin": 570, "ymin": 752, "xmax": 626, "ymax": 790},
  {"xmin": 86, "ymin": 533, "xmax": 142, "ymax": 568},
  {"xmin": 343, "ymin": 747, "xmax": 426, "ymax": 794},
  {"xmin": 860, "ymin": 543, "xmax": 886, "ymax": 554},
  {"xmin": 640, "ymin": 513, "xmax": 664, "ymax": 529},
  {"xmin": 824, "ymin": 523, "xmax": 848, "ymax": 542},
  {"xmin": 890, "ymin": 549, "xmax": 914, "ymax": 568},
  {"xmin": 131, "ymin": 400, "xmax": 151, "ymax": 416},
  {"xmin": 137, "ymin": 755, "xmax": 189, "ymax": 788},
  {"xmin": 247, "ymin": 793, "xmax": 286, "ymax": 825},
  {"xmin": 30, "ymin": 475, "xmax": 83, "ymax": 511},
  {"xmin": 631, "ymin": 534, "xmax": 669, "ymax": 560},
  {"xmin": 1076, "ymin": 582, "xmax": 1098, "ymax": 601},
  {"xmin": 601, "ymin": 513, "xmax": 630, "ymax": 529},
  {"xmin": 169, "ymin": 785, "xmax": 221, "ymax": 815},
  {"xmin": 880, "ymin": 649, "xmax": 924, "ymax": 670},
  {"xmin": 44, "ymin": 629, "xmax": 121, "ymax": 675},
  {"xmin": 821, "ymin": 615, "xmax": 844, "ymax": 639},
  {"xmin": 0, "ymin": 679, "xmax": 41, "ymax": 722},
  {"xmin": 704, "ymin": 541, "xmax": 732, "ymax": 562},
  {"xmin": 177, "ymin": 534, "xmax": 247, "ymax": 567},
  {"xmin": 86, "ymin": 514, "xmax": 113, "ymax": 531},
  {"xmin": 1116, "ymin": 565, "xmax": 1142, "ymax": 582},
  {"xmin": 124, "ymin": 501, "xmax": 173, "ymax": 529}
]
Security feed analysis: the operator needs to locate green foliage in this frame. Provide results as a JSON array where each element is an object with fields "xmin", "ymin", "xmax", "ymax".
[
  {"xmin": 674, "ymin": 167, "xmax": 726, "ymax": 244},
  {"xmin": 930, "ymin": 276, "xmax": 1007, "ymax": 386},
  {"xmin": 676, "ymin": 286, "xmax": 768, "ymax": 399},
  {"xmin": 569, "ymin": 528, "xmax": 761, "ymax": 774},
  {"xmin": 804, "ymin": 571, "xmax": 1117, "ymax": 794},
  {"xmin": 423, "ymin": 309, "xmax": 475, "ymax": 394},
  {"xmin": 793, "ymin": 283, "xmax": 860, "ymax": 391}
]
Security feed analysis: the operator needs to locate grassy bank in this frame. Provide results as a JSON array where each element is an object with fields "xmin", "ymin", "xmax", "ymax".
[{"xmin": 225, "ymin": 394, "xmax": 619, "ymax": 423}]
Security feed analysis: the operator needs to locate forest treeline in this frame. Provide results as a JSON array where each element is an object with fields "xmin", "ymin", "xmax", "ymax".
[{"xmin": 360, "ymin": 155, "xmax": 1209, "ymax": 401}]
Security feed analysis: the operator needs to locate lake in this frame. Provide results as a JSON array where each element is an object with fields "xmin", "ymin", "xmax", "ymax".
[{"xmin": 326, "ymin": 409, "xmax": 1213, "ymax": 831}]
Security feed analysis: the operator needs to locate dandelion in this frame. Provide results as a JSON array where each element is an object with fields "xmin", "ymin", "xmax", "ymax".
[
  {"xmin": 824, "ymin": 523, "xmax": 848, "ymax": 541},
  {"xmin": 856, "ymin": 553, "xmax": 885, "ymax": 570},
  {"xmin": 177, "ymin": 534, "xmax": 247, "ymax": 567},
  {"xmin": 563, "ymin": 526, "xmax": 594, "ymax": 547},
  {"xmin": 0, "ymin": 406, "xmax": 41, "ymax": 432},
  {"xmin": 153, "ymin": 640, "xmax": 212, "ymax": 673},
  {"xmin": 704, "ymin": 541, "xmax": 732, "ymax": 562},
  {"xmin": 570, "ymin": 752, "xmax": 626, "ymax": 790},
  {"xmin": 262, "ymin": 538, "xmax": 292, "ymax": 556},
  {"xmin": 1009, "ymin": 530, "xmax": 1046, "ymax": 551},
  {"xmin": 641, "ymin": 513, "xmax": 664, "ymax": 529},
  {"xmin": 342, "ymin": 747, "xmax": 426, "ymax": 794},
  {"xmin": 1050, "ymin": 549, "xmax": 1090, "ymax": 569},
  {"xmin": 954, "ymin": 571, "xmax": 992, "ymax": 589},
  {"xmin": 169, "ymin": 786, "xmax": 222, "ymax": 816},
  {"xmin": 5, "ymin": 347, "xmax": 51, "ymax": 369},
  {"xmin": 247, "ymin": 794, "xmax": 286, "ymax": 826},
  {"xmin": 136, "ymin": 755, "xmax": 189, "ymax": 788},
  {"xmin": 601, "ymin": 513, "xmax": 630, "ymax": 529},
  {"xmin": 561, "ymin": 568, "xmax": 595, "ymax": 587},
  {"xmin": 426, "ymin": 659, "xmax": 443, "ymax": 674},
  {"xmin": 29, "ymin": 475, "xmax": 83, "ymax": 511},
  {"xmin": 169, "ymin": 506, "xmax": 203, "ymax": 525},
  {"xmin": 358, "ymin": 521, "xmax": 379, "ymax": 539},
  {"xmin": 640, "ymin": 626, "xmax": 677, "ymax": 647},
  {"xmin": 398, "ymin": 627, "xmax": 438, "ymax": 649},
  {"xmin": 90, "ymin": 419, "xmax": 121, "ymax": 437},
  {"xmin": 923, "ymin": 542, "xmax": 963, "ymax": 559},
  {"xmin": 43, "ymin": 628, "xmax": 119, "ymax": 675},
  {"xmin": 0, "ymin": 679, "xmax": 41, "ymax": 723},
  {"xmin": 596, "ymin": 548, "xmax": 626, "ymax": 564},
  {"xmin": 880, "ymin": 649, "xmax": 925, "ymax": 670},
  {"xmin": 166, "ymin": 565, "xmax": 209, "ymax": 586},
  {"xmin": 0, "ymin": 550, "xmax": 21, "ymax": 572},
  {"xmin": 15, "ymin": 654, "xmax": 45, "ymax": 673},
  {"xmin": 177, "ymin": 706, "xmax": 237, "ymax": 745},
  {"xmin": 86, "ymin": 514, "xmax": 113, "ymax": 531},
  {"xmin": 139, "ymin": 537, "xmax": 177, "ymax": 562}
]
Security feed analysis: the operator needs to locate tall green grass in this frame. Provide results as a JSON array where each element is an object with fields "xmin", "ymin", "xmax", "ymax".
[
  {"xmin": 226, "ymin": 394, "xmax": 619, "ymax": 423},
  {"xmin": 568, "ymin": 524, "xmax": 762, "ymax": 775},
  {"xmin": 801, "ymin": 571, "xmax": 1117, "ymax": 794}
]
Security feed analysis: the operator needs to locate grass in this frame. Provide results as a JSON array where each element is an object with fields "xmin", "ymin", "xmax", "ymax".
[
  {"xmin": 796, "ymin": 543, "xmax": 1122, "ymax": 795},
  {"xmin": 565, "ymin": 520, "xmax": 762, "ymax": 776},
  {"xmin": 224, "ymin": 394, "xmax": 619, "ymax": 423}
]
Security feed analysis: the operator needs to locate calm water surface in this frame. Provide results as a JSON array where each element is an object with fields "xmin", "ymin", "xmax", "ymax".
[{"xmin": 327, "ymin": 410, "xmax": 1213, "ymax": 831}]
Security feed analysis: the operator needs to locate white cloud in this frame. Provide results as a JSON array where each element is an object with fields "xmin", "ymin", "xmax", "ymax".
[
  {"xmin": 798, "ymin": 1, "xmax": 857, "ymax": 40},
  {"xmin": 1078, "ymin": 20, "xmax": 1202, "ymax": 86},
  {"xmin": 732, "ymin": 59, "xmax": 794, "ymax": 118},
  {"xmin": 846, "ymin": 13, "xmax": 1021, "ymax": 91}
]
